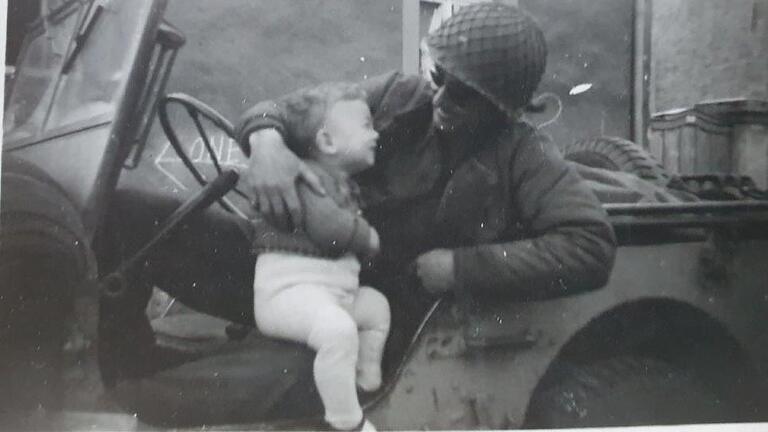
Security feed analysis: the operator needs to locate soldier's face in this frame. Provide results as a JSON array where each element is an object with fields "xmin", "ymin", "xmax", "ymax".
[{"xmin": 430, "ymin": 66, "xmax": 499, "ymax": 134}]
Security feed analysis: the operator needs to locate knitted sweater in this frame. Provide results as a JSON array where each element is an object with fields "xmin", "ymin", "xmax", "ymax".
[{"xmin": 246, "ymin": 161, "xmax": 376, "ymax": 259}]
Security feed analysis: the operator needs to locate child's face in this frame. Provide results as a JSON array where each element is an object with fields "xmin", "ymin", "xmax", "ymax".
[{"xmin": 323, "ymin": 99, "xmax": 379, "ymax": 174}]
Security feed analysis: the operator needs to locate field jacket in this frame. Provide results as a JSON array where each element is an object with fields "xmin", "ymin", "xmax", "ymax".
[{"xmin": 236, "ymin": 71, "xmax": 617, "ymax": 301}]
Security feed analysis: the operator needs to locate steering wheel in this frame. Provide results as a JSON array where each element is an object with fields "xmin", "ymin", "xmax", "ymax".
[
  {"xmin": 101, "ymin": 93, "xmax": 249, "ymax": 301},
  {"xmin": 157, "ymin": 93, "xmax": 253, "ymax": 218}
]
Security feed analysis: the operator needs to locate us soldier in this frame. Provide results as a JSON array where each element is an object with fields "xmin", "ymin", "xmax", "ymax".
[
  {"xmin": 238, "ymin": 2, "xmax": 615, "ymax": 305},
  {"xmin": 103, "ymin": 3, "xmax": 616, "ymax": 408},
  {"xmin": 236, "ymin": 1, "xmax": 617, "ymax": 388}
]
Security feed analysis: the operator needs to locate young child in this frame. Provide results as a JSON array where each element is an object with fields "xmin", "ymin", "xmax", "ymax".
[{"xmin": 250, "ymin": 83, "xmax": 389, "ymax": 432}]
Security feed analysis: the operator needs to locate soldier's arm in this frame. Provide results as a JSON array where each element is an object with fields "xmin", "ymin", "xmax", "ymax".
[{"xmin": 452, "ymin": 133, "xmax": 617, "ymax": 300}]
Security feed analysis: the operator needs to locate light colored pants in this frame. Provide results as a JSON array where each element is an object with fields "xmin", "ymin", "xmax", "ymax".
[{"xmin": 253, "ymin": 252, "xmax": 390, "ymax": 430}]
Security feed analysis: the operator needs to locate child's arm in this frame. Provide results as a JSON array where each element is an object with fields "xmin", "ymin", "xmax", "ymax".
[{"xmin": 298, "ymin": 182, "xmax": 379, "ymax": 259}]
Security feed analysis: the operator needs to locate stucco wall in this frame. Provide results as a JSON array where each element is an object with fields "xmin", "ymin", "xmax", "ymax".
[
  {"xmin": 651, "ymin": 0, "xmax": 768, "ymax": 113},
  {"xmin": 121, "ymin": 0, "xmax": 401, "ymax": 194},
  {"xmin": 163, "ymin": 0, "xmax": 402, "ymax": 121}
]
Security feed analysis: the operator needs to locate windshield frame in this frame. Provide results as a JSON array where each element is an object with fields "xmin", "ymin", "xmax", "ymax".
[
  {"xmin": 3, "ymin": 0, "xmax": 107, "ymax": 148},
  {"xmin": 7, "ymin": 0, "xmax": 83, "ymax": 95}
]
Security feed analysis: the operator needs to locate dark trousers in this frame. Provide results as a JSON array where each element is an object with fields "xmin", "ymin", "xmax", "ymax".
[
  {"xmin": 100, "ymin": 188, "xmax": 433, "ymax": 379},
  {"xmin": 102, "ymin": 188, "xmax": 256, "ymax": 325}
]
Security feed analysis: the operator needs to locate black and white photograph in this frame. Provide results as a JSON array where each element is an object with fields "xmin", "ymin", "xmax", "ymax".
[{"xmin": 1, "ymin": 0, "xmax": 768, "ymax": 430}]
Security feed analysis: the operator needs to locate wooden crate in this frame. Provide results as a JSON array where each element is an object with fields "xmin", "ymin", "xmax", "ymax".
[
  {"xmin": 649, "ymin": 100, "xmax": 768, "ymax": 188},
  {"xmin": 648, "ymin": 108, "xmax": 732, "ymax": 175}
]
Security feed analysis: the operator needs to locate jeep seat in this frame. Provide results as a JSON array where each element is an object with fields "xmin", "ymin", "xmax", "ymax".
[
  {"xmin": 106, "ymin": 265, "xmax": 433, "ymax": 427},
  {"xmin": 109, "ymin": 313, "xmax": 325, "ymax": 427}
]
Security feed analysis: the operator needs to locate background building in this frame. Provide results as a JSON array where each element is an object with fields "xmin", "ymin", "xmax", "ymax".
[{"xmin": 5, "ymin": 0, "xmax": 767, "ymax": 187}]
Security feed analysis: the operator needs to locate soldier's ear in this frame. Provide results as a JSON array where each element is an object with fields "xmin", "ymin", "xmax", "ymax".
[{"xmin": 315, "ymin": 127, "xmax": 338, "ymax": 155}]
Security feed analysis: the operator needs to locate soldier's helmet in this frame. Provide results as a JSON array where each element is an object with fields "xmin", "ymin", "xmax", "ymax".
[{"xmin": 426, "ymin": 2, "xmax": 547, "ymax": 116}]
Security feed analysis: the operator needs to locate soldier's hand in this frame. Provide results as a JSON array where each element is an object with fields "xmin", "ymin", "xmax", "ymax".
[
  {"xmin": 414, "ymin": 249, "xmax": 456, "ymax": 295},
  {"xmin": 246, "ymin": 129, "xmax": 325, "ymax": 228}
]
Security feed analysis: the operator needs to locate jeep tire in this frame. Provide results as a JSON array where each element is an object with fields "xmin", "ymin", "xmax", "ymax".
[
  {"xmin": 0, "ymin": 156, "xmax": 91, "ymax": 418},
  {"xmin": 524, "ymin": 356, "xmax": 733, "ymax": 428},
  {"xmin": 564, "ymin": 136, "xmax": 671, "ymax": 187}
]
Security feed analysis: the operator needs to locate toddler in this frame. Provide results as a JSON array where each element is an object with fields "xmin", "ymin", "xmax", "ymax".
[{"xmin": 250, "ymin": 82, "xmax": 389, "ymax": 432}]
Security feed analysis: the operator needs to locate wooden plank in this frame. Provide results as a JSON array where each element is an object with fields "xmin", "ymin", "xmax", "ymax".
[
  {"xmin": 680, "ymin": 124, "xmax": 697, "ymax": 174},
  {"xmin": 648, "ymin": 128, "xmax": 664, "ymax": 163},
  {"xmin": 664, "ymin": 127, "xmax": 680, "ymax": 174},
  {"xmin": 707, "ymin": 133, "xmax": 721, "ymax": 174},
  {"xmin": 715, "ymin": 132, "xmax": 736, "ymax": 172},
  {"xmin": 693, "ymin": 127, "xmax": 710, "ymax": 174},
  {"xmin": 402, "ymin": 0, "xmax": 420, "ymax": 74},
  {"xmin": 633, "ymin": 0, "xmax": 648, "ymax": 147},
  {"xmin": 733, "ymin": 124, "xmax": 768, "ymax": 189}
]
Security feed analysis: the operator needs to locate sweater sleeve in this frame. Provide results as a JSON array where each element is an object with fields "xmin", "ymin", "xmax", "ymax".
[
  {"xmin": 452, "ymin": 133, "xmax": 617, "ymax": 300},
  {"xmin": 298, "ymin": 176, "xmax": 376, "ymax": 258}
]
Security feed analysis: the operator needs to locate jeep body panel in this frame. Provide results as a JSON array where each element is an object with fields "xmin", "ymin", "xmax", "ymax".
[
  {"xmin": 3, "ymin": 0, "xmax": 170, "ymax": 240},
  {"xmin": 366, "ymin": 226, "xmax": 768, "ymax": 429}
]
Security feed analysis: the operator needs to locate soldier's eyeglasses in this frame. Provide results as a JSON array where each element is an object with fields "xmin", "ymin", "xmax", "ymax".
[
  {"xmin": 430, "ymin": 66, "xmax": 483, "ymax": 107},
  {"xmin": 429, "ymin": 66, "xmax": 446, "ymax": 88}
]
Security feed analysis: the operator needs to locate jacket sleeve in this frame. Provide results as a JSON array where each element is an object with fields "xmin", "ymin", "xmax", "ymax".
[
  {"xmin": 234, "ymin": 71, "xmax": 432, "ymax": 155},
  {"xmin": 298, "ymin": 178, "xmax": 376, "ymax": 258},
  {"xmin": 452, "ymin": 133, "xmax": 617, "ymax": 300}
]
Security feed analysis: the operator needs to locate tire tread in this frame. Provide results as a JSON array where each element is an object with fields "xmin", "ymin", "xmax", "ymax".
[{"xmin": 565, "ymin": 136, "xmax": 670, "ymax": 187}]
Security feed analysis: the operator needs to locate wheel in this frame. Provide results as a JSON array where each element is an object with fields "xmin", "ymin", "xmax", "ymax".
[
  {"xmin": 0, "ymin": 156, "xmax": 91, "ymax": 418},
  {"xmin": 564, "ymin": 136, "xmax": 670, "ymax": 187},
  {"xmin": 524, "ymin": 356, "xmax": 734, "ymax": 428}
]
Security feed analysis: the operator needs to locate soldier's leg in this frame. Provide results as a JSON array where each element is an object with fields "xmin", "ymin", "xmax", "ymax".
[
  {"xmin": 102, "ymin": 188, "xmax": 254, "ymax": 323},
  {"xmin": 97, "ymin": 188, "xmax": 254, "ymax": 386}
]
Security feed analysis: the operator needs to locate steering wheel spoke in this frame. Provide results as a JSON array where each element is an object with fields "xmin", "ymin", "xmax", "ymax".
[
  {"xmin": 106, "ymin": 170, "xmax": 240, "ymax": 282},
  {"xmin": 157, "ymin": 93, "xmax": 252, "ymax": 218},
  {"xmin": 103, "ymin": 94, "xmax": 248, "ymax": 307},
  {"xmin": 189, "ymin": 109, "xmax": 223, "ymax": 176}
]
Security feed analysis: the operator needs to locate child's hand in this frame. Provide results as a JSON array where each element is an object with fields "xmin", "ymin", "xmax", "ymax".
[{"xmin": 368, "ymin": 228, "xmax": 381, "ymax": 256}]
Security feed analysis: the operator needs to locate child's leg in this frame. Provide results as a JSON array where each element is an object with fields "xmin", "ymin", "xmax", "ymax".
[
  {"xmin": 351, "ymin": 287, "xmax": 391, "ymax": 392},
  {"xmin": 254, "ymin": 284, "xmax": 363, "ymax": 430}
]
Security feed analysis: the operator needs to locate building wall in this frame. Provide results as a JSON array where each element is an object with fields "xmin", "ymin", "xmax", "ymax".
[
  {"xmin": 123, "ymin": 0, "xmax": 402, "ymax": 195},
  {"xmin": 651, "ymin": 0, "xmax": 768, "ymax": 113},
  {"xmin": 163, "ymin": 0, "xmax": 402, "ymax": 121}
]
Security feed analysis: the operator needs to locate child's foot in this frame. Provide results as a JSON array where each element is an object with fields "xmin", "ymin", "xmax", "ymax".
[
  {"xmin": 328, "ymin": 416, "xmax": 377, "ymax": 431},
  {"xmin": 360, "ymin": 418, "xmax": 377, "ymax": 431},
  {"xmin": 356, "ymin": 365, "xmax": 382, "ymax": 392}
]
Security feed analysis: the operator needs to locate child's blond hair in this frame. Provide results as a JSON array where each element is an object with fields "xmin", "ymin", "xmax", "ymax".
[{"xmin": 283, "ymin": 82, "xmax": 368, "ymax": 157}]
